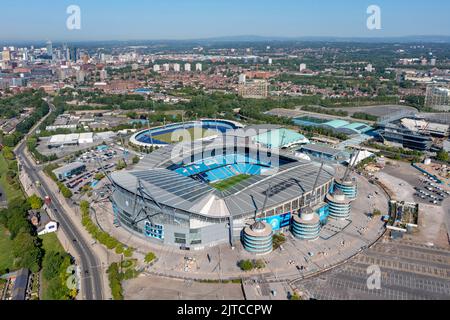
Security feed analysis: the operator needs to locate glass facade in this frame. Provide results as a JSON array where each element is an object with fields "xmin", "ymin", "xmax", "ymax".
[
  {"xmin": 334, "ymin": 181, "xmax": 358, "ymax": 200},
  {"xmin": 292, "ymin": 219, "xmax": 320, "ymax": 240},
  {"xmin": 243, "ymin": 231, "xmax": 273, "ymax": 254},
  {"xmin": 144, "ymin": 221, "xmax": 164, "ymax": 240}
]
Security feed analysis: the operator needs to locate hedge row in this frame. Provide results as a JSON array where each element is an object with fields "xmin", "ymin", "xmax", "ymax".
[{"xmin": 79, "ymin": 201, "xmax": 134, "ymax": 257}]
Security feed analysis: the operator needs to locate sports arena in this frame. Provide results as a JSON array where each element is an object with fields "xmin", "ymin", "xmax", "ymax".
[
  {"xmin": 110, "ymin": 129, "xmax": 338, "ymax": 250},
  {"xmin": 129, "ymin": 119, "xmax": 243, "ymax": 147}
]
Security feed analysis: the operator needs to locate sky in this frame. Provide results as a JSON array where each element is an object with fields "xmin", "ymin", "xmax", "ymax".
[{"xmin": 1, "ymin": 0, "xmax": 449, "ymax": 41}]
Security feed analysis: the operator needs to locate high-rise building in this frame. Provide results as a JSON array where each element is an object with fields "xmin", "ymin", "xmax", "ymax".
[
  {"xmin": 46, "ymin": 41, "xmax": 53, "ymax": 58},
  {"xmin": 425, "ymin": 84, "xmax": 450, "ymax": 111},
  {"xmin": 430, "ymin": 58, "xmax": 437, "ymax": 66},
  {"xmin": 173, "ymin": 63, "xmax": 181, "ymax": 72},
  {"xmin": 268, "ymin": 58, "xmax": 273, "ymax": 65},
  {"xmin": 153, "ymin": 64, "xmax": 160, "ymax": 72},
  {"xmin": 162, "ymin": 63, "xmax": 170, "ymax": 72},
  {"xmin": 238, "ymin": 74, "xmax": 247, "ymax": 84},
  {"xmin": 299, "ymin": 63, "xmax": 307, "ymax": 72},
  {"xmin": 195, "ymin": 63, "xmax": 202, "ymax": 72},
  {"xmin": 2, "ymin": 49, "xmax": 11, "ymax": 62},
  {"xmin": 365, "ymin": 64, "xmax": 374, "ymax": 72},
  {"xmin": 99, "ymin": 69, "xmax": 108, "ymax": 81},
  {"xmin": 184, "ymin": 63, "xmax": 191, "ymax": 72}
]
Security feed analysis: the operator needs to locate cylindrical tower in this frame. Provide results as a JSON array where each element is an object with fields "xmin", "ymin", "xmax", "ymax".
[
  {"xmin": 334, "ymin": 177, "xmax": 357, "ymax": 200},
  {"xmin": 243, "ymin": 221, "xmax": 273, "ymax": 255},
  {"xmin": 291, "ymin": 207, "xmax": 321, "ymax": 240},
  {"xmin": 326, "ymin": 190, "xmax": 351, "ymax": 220}
]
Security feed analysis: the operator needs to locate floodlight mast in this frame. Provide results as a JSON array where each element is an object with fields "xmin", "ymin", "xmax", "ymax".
[
  {"xmin": 311, "ymin": 161, "xmax": 324, "ymax": 204},
  {"xmin": 257, "ymin": 183, "xmax": 271, "ymax": 221},
  {"xmin": 131, "ymin": 178, "xmax": 164, "ymax": 226},
  {"xmin": 343, "ymin": 149, "xmax": 361, "ymax": 182}
]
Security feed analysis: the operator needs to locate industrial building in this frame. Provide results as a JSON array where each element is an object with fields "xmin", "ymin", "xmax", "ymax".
[
  {"xmin": 376, "ymin": 111, "xmax": 449, "ymax": 151},
  {"xmin": 293, "ymin": 117, "xmax": 373, "ymax": 136},
  {"xmin": 295, "ymin": 144, "xmax": 350, "ymax": 163},
  {"xmin": 52, "ymin": 162, "xmax": 86, "ymax": 181}
]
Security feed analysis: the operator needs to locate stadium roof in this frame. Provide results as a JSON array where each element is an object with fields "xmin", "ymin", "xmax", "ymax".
[
  {"xmin": 252, "ymin": 128, "xmax": 309, "ymax": 148},
  {"xmin": 111, "ymin": 156, "xmax": 334, "ymax": 219}
]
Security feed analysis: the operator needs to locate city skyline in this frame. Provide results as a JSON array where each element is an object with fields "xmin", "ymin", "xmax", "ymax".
[{"xmin": 1, "ymin": 0, "xmax": 450, "ymax": 42}]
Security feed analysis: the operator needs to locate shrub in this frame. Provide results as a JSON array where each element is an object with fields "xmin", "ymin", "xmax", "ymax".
[
  {"xmin": 144, "ymin": 252, "xmax": 156, "ymax": 263},
  {"xmin": 238, "ymin": 260, "xmax": 254, "ymax": 271}
]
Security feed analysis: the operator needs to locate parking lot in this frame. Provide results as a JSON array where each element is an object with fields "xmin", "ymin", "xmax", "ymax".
[
  {"xmin": 382, "ymin": 162, "xmax": 450, "ymax": 206},
  {"xmin": 60, "ymin": 144, "xmax": 140, "ymax": 200},
  {"xmin": 293, "ymin": 239, "xmax": 450, "ymax": 300},
  {"xmin": 412, "ymin": 178, "xmax": 450, "ymax": 206}
]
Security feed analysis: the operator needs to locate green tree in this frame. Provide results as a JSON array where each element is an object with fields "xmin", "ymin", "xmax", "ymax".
[
  {"xmin": 132, "ymin": 155, "xmax": 140, "ymax": 165},
  {"xmin": 238, "ymin": 260, "xmax": 254, "ymax": 271},
  {"xmin": 12, "ymin": 232, "xmax": 43, "ymax": 272},
  {"xmin": 28, "ymin": 194, "xmax": 44, "ymax": 210},
  {"xmin": 144, "ymin": 252, "xmax": 156, "ymax": 263},
  {"xmin": 437, "ymin": 149, "xmax": 449, "ymax": 163}
]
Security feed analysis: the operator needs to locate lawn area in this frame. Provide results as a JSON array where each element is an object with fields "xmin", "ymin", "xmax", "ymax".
[
  {"xmin": 40, "ymin": 233, "xmax": 66, "ymax": 255},
  {"xmin": 210, "ymin": 174, "xmax": 252, "ymax": 191},
  {"xmin": 0, "ymin": 225, "xmax": 15, "ymax": 272},
  {"xmin": 153, "ymin": 128, "xmax": 216, "ymax": 144},
  {"xmin": 0, "ymin": 152, "xmax": 24, "ymax": 203}
]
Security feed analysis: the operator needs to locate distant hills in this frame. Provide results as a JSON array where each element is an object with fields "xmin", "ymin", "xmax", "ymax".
[{"xmin": 3, "ymin": 35, "xmax": 450, "ymax": 47}]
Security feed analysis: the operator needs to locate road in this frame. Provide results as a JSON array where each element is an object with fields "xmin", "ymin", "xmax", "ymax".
[{"xmin": 15, "ymin": 99, "xmax": 103, "ymax": 300}]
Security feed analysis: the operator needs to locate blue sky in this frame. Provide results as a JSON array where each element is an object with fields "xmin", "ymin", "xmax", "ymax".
[{"xmin": 1, "ymin": 0, "xmax": 449, "ymax": 41}]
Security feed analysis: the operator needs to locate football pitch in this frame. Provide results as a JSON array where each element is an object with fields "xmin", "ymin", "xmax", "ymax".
[
  {"xmin": 152, "ymin": 128, "xmax": 217, "ymax": 143},
  {"xmin": 211, "ymin": 174, "xmax": 252, "ymax": 191}
]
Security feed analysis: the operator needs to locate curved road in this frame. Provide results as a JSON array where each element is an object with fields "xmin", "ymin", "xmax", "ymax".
[{"xmin": 15, "ymin": 101, "xmax": 103, "ymax": 300}]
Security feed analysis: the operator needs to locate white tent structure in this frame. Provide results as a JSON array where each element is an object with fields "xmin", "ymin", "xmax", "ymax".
[{"xmin": 345, "ymin": 150, "xmax": 374, "ymax": 166}]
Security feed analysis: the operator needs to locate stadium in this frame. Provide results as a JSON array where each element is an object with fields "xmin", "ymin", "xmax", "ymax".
[
  {"xmin": 129, "ymin": 119, "xmax": 244, "ymax": 148},
  {"xmin": 110, "ymin": 124, "xmax": 343, "ymax": 252}
]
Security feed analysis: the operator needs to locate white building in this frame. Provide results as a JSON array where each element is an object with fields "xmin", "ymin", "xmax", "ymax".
[
  {"xmin": 195, "ymin": 63, "xmax": 202, "ymax": 72},
  {"xmin": 299, "ymin": 63, "xmax": 307, "ymax": 72},
  {"xmin": 38, "ymin": 220, "xmax": 58, "ymax": 236},
  {"xmin": 173, "ymin": 63, "xmax": 181, "ymax": 72},
  {"xmin": 268, "ymin": 58, "xmax": 273, "ymax": 65},
  {"xmin": 162, "ymin": 63, "xmax": 170, "ymax": 72},
  {"xmin": 184, "ymin": 63, "xmax": 191, "ymax": 72},
  {"xmin": 238, "ymin": 74, "xmax": 247, "ymax": 84},
  {"xmin": 78, "ymin": 132, "xmax": 94, "ymax": 144},
  {"xmin": 153, "ymin": 64, "xmax": 160, "ymax": 72},
  {"xmin": 365, "ymin": 64, "xmax": 374, "ymax": 72}
]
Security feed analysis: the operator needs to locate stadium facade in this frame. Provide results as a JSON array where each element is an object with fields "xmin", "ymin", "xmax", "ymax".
[{"xmin": 110, "ymin": 129, "xmax": 338, "ymax": 250}]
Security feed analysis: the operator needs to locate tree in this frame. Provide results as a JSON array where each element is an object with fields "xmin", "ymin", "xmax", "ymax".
[
  {"xmin": 238, "ymin": 260, "xmax": 253, "ymax": 271},
  {"xmin": 132, "ymin": 155, "xmax": 140, "ymax": 165},
  {"xmin": 94, "ymin": 172, "xmax": 105, "ymax": 181},
  {"xmin": 12, "ymin": 232, "xmax": 43, "ymax": 272},
  {"xmin": 144, "ymin": 252, "xmax": 156, "ymax": 263},
  {"xmin": 436, "ymin": 149, "xmax": 449, "ymax": 163},
  {"xmin": 42, "ymin": 252, "xmax": 65, "ymax": 280},
  {"xmin": 123, "ymin": 247, "xmax": 134, "ymax": 258},
  {"xmin": 28, "ymin": 194, "xmax": 44, "ymax": 210}
]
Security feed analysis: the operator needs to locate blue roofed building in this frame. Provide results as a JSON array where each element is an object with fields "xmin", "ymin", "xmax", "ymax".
[{"xmin": 322, "ymin": 120, "xmax": 373, "ymax": 135}]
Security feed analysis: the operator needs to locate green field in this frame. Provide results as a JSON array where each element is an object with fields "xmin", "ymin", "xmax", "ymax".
[
  {"xmin": 0, "ymin": 153, "xmax": 24, "ymax": 204},
  {"xmin": 210, "ymin": 175, "xmax": 252, "ymax": 191},
  {"xmin": 40, "ymin": 233, "xmax": 66, "ymax": 255},
  {"xmin": 0, "ymin": 225, "xmax": 15, "ymax": 272},
  {"xmin": 152, "ymin": 128, "xmax": 217, "ymax": 144}
]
